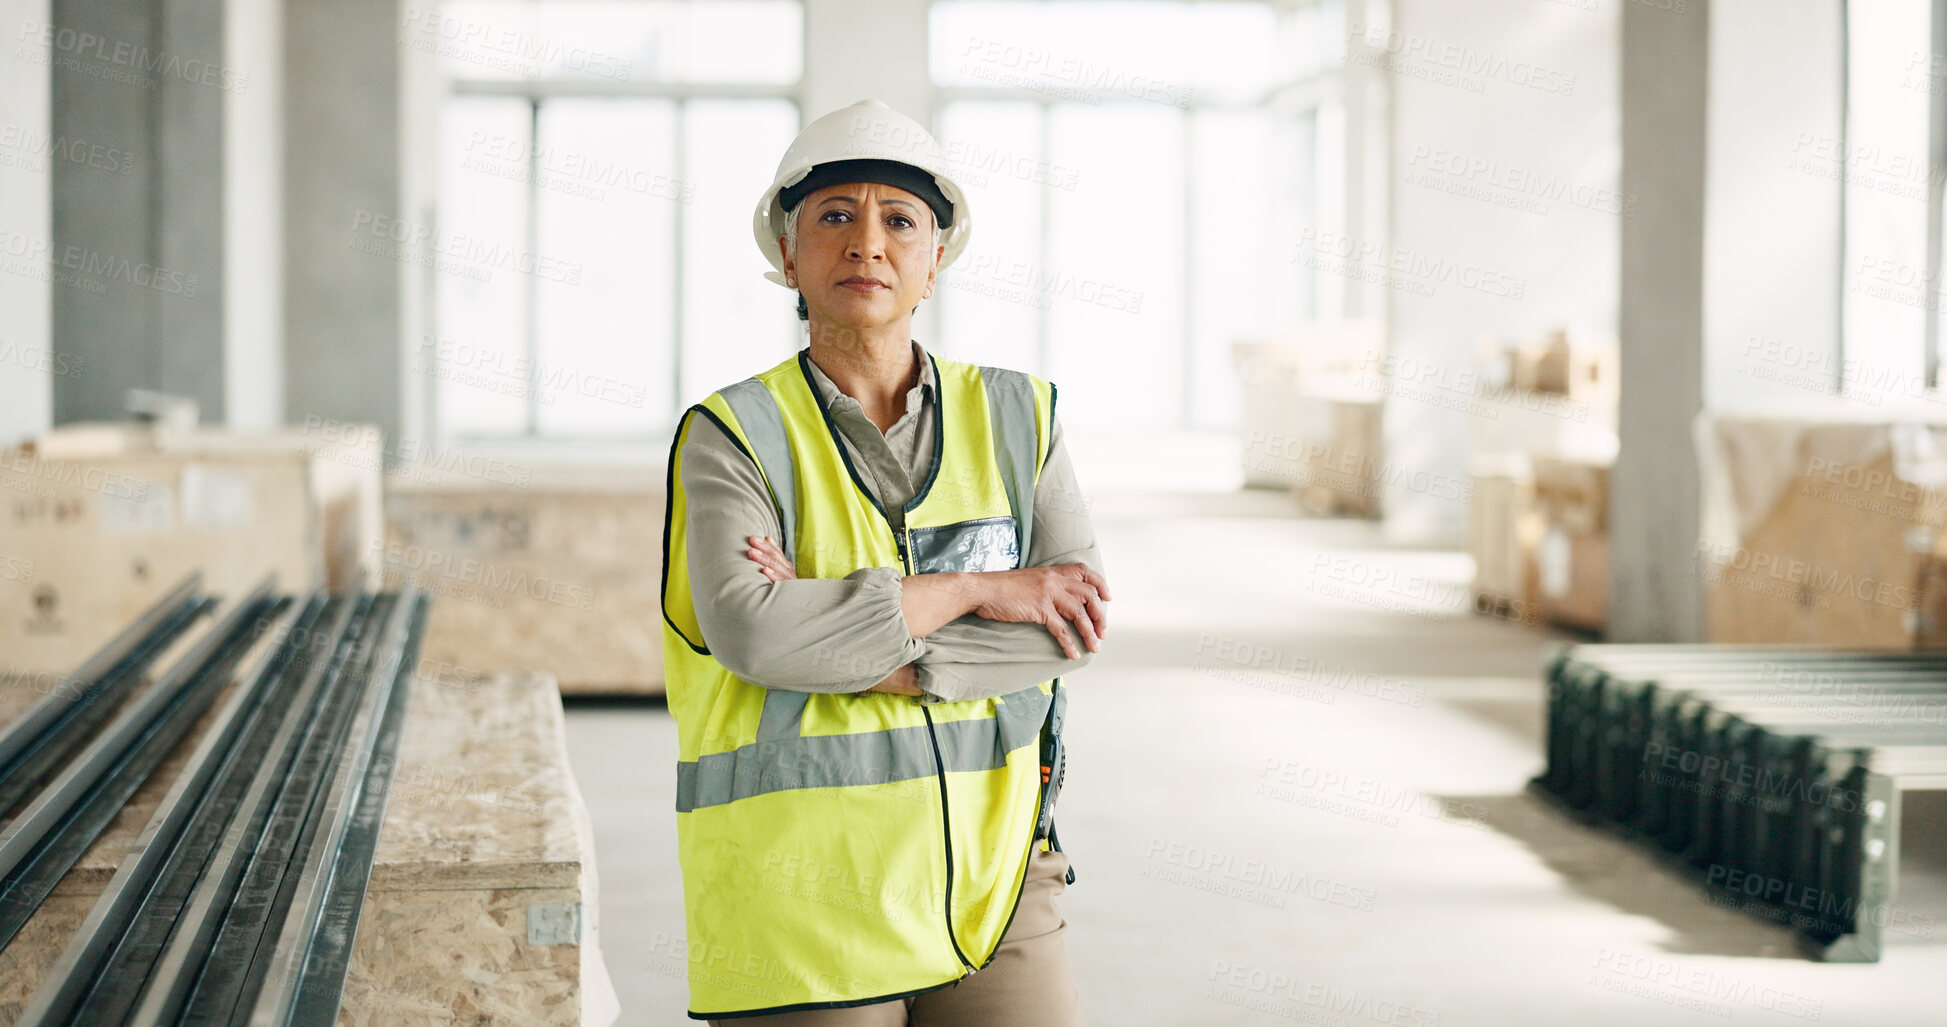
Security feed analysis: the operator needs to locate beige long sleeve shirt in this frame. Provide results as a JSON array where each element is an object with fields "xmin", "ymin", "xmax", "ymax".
[{"xmin": 677, "ymin": 339, "xmax": 1106, "ymax": 703}]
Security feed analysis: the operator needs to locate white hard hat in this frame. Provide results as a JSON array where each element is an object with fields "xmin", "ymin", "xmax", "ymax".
[{"xmin": 752, "ymin": 98, "xmax": 972, "ymax": 289}]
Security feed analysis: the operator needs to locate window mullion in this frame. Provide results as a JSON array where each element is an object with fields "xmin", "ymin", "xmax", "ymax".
[{"xmin": 525, "ymin": 97, "xmax": 543, "ymax": 436}]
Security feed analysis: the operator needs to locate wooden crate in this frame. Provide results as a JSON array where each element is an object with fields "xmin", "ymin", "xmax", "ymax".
[
  {"xmin": 383, "ymin": 466, "xmax": 666, "ymax": 695},
  {"xmin": 0, "ymin": 670, "xmax": 618, "ymax": 1026},
  {"xmin": 0, "ymin": 423, "xmax": 381, "ymax": 675}
]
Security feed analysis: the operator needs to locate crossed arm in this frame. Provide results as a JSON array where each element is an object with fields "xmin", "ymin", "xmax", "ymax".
[{"xmin": 680, "ymin": 411, "xmax": 1112, "ymax": 703}]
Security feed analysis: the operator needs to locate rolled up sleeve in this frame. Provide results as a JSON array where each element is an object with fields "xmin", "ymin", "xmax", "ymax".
[
  {"xmin": 915, "ymin": 412, "xmax": 1107, "ymax": 704},
  {"xmin": 679, "ymin": 413, "xmax": 925, "ymax": 692}
]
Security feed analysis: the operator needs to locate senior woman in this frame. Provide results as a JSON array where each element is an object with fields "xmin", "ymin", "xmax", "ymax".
[{"xmin": 659, "ymin": 99, "xmax": 1112, "ymax": 1025}]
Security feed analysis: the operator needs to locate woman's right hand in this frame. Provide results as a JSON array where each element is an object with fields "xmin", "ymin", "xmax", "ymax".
[{"xmin": 969, "ymin": 564, "xmax": 1111, "ymax": 659}]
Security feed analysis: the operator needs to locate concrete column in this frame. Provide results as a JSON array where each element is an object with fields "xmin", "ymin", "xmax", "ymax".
[
  {"xmin": 1610, "ymin": 0, "xmax": 1710, "ymax": 642},
  {"xmin": 0, "ymin": 0, "xmax": 54, "ymax": 446},
  {"xmin": 48, "ymin": 0, "xmax": 226, "ymax": 424},
  {"xmin": 283, "ymin": 0, "xmax": 435, "ymax": 454}
]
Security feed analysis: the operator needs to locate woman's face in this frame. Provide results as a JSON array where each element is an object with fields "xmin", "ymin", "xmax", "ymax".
[{"xmin": 780, "ymin": 181, "xmax": 944, "ymax": 332}]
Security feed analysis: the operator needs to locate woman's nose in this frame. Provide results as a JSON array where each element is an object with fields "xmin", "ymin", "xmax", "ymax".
[{"xmin": 845, "ymin": 219, "xmax": 887, "ymax": 260}]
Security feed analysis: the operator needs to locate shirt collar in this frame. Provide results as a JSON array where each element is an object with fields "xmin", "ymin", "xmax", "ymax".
[{"xmin": 804, "ymin": 339, "xmax": 935, "ymax": 412}]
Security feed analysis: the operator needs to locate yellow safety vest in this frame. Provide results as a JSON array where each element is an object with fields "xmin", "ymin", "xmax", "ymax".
[{"xmin": 660, "ymin": 346, "xmax": 1065, "ymax": 1019}]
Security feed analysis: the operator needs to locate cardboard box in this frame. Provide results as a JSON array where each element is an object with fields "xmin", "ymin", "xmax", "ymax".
[
  {"xmin": 1234, "ymin": 322, "xmax": 1385, "ymax": 489},
  {"xmin": 1492, "ymin": 329, "xmax": 1615, "ymax": 398},
  {"xmin": 383, "ymin": 465, "xmax": 666, "ymax": 696},
  {"xmin": 1532, "ymin": 454, "xmax": 1611, "ymax": 535},
  {"xmin": 1537, "ymin": 521, "xmax": 1609, "ymax": 633},
  {"xmin": 0, "ymin": 423, "xmax": 381, "ymax": 675},
  {"xmin": 1287, "ymin": 392, "xmax": 1384, "ymax": 518},
  {"xmin": 1699, "ymin": 416, "xmax": 1947, "ymax": 647}
]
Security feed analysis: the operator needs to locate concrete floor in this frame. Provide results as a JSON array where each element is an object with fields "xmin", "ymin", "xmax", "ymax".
[{"xmin": 564, "ymin": 431, "xmax": 1947, "ymax": 1026}]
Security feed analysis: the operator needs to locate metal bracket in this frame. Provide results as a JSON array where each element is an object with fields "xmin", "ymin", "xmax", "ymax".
[{"xmin": 527, "ymin": 901, "xmax": 584, "ymax": 946}]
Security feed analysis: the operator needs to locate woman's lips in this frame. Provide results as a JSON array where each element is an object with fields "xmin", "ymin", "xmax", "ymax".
[{"xmin": 839, "ymin": 278, "xmax": 887, "ymax": 292}]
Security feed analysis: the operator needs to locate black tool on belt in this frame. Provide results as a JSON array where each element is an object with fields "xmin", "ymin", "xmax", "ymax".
[{"xmin": 1036, "ymin": 681, "xmax": 1076, "ymax": 885}]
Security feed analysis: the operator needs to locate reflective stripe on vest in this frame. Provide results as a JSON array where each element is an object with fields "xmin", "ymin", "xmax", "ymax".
[{"xmin": 676, "ymin": 683, "xmax": 1052, "ymax": 812}]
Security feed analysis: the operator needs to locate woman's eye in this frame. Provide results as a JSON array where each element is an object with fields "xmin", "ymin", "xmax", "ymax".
[
  {"xmin": 822, "ymin": 210, "xmax": 849, "ymax": 222},
  {"xmin": 889, "ymin": 215, "xmax": 914, "ymax": 229}
]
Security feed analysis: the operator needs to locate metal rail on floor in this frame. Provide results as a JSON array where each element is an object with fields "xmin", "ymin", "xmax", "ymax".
[
  {"xmin": 0, "ymin": 581, "xmax": 432, "ymax": 1026},
  {"xmin": 1533, "ymin": 644, "xmax": 1947, "ymax": 962}
]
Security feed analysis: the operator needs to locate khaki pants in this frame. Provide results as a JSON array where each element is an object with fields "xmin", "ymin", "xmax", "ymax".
[{"xmin": 706, "ymin": 847, "xmax": 1080, "ymax": 1026}]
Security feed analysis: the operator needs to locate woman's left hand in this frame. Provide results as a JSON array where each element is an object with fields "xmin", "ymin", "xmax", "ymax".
[{"xmin": 746, "ymin": 534, "xmax": 797, "ymax": 582}]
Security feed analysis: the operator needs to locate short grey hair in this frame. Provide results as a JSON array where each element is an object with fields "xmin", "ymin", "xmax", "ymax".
[{"xmin": 782, "ymin": 200, "xmax": 943, "ymax": 322}]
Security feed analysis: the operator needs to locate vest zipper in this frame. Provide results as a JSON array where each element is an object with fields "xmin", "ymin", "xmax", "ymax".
[
  {"xmin": 921, "ymin": 704, "xmax": 978, "ymax": 976},
  {"xmin": 904, "ymin": 522, "xmax": 974, "ymax": 976}
]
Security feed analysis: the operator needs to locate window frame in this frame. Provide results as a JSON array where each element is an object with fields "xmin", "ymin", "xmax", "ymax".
[{"xmin": 435, "ymin": 7, "xmax": 803, "ymax": 442}]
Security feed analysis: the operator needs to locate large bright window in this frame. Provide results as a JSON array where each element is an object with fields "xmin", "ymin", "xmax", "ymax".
[
  {"xmin": 929, "ymin": 0, "xmax": 1338, "ymax": 430},
  {"xmin": 1842, "ymin": 0, "xmax": 1931, "ymax": 392},
  {"xmin": 431, "ymin": 0, "xmax": 801, "ymax": 440}
]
